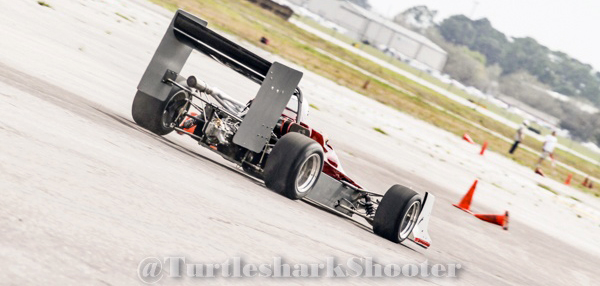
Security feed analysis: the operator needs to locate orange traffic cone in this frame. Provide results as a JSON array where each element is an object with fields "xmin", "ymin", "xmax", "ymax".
[
  {"xmin": 474, "ymin": 211, "xmax": 509, "ymax": 230},
  {"xmin": 564, "ymin": 174, "xmax": 573, "ymax": 185},
  {"xmin": 453, "ymin": 180, "xmax": 478, "ymax": 213},
  {"xmin": 534, "ymin": 167, "xmax": 545, "ymax": 177},
  {"xmin": 463, "ymin": 133, "xmax": 475, "ymax": 144},
  {"xmin": 480, "ymin": 141, "xmax": 488, "ymax": 155}
]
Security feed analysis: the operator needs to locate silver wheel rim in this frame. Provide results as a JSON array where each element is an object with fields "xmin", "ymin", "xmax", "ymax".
[
  {"xmin": 295, "ymin": 154, "xmax": 321, "ymax": 194},
  {"xmin": 398, "ymin": 201, "xmax": 421, "ymax": 240},
  {"xmin": 162, "ymin": 91, "xmax": 189, "ymax": 129}
]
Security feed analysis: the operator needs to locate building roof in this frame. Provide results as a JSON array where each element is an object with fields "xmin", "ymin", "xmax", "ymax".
[{"xmin": 340, "ymin": 1, "xmax": 446, "ymax": 54}]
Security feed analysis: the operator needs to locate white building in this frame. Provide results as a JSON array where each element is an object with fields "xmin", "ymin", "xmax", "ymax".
[{"xmin": 287, "ymin": 0, "xmax": 447, "ymax": 71}]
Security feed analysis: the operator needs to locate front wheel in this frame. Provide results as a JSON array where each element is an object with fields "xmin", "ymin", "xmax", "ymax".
[
  {"xmin": 264, "ymin": 133, "xmax": 324, "ymax": 200},
  {"xmin": 373, "ymin": 185, "xmax": 422, "ymax": 243}
]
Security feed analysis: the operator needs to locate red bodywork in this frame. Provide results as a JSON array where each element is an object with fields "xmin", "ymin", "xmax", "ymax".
[
  {"xmin": 285, "ymin": 118, "xmax": 362, "ymax": 189},
  {"xmin": 305, "ymin": 125, "xmax": 362, "ymax": 189}
]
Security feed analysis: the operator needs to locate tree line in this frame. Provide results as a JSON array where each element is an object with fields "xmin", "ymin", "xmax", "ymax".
[
  {"xmin": 424, "ymin": 14, "xmax": 600, "ymax": 143},
  {"xmin": 438, "ymin": 15, "xmax": 600, "ymax": 105}
]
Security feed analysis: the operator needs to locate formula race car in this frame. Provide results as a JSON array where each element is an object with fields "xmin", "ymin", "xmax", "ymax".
[{"xmin": 131, "ymin": 10, "xmax": 435, "ymax": 248}]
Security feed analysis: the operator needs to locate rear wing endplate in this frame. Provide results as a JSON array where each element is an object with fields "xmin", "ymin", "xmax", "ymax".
[{"xmin": 233, "ymin": 62, "xmax": 302, "ymax": 152}]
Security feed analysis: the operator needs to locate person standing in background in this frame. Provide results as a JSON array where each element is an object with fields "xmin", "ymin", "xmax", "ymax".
[
  {"xmin": 509, "ymin": 120, "xmax": 529, "ymax": 154},
  {"xmin": 535, "ymin": 131, "xmax": 558, "ymax": 169}
]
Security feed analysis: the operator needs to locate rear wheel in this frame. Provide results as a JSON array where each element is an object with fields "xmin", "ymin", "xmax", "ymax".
[
  {"xmin": 132, "ymin": 87, "xmax": 190, "ymax": 135},
  {"xmin": 264, "ymin": 133, "xmax": 324, "ymax": 200},
  {"xmin": 373, "ymin": 185, "xmax": 422, "ymax": 243}
]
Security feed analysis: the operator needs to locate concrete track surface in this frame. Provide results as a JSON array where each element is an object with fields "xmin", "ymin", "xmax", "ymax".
[{"xmin": 1, "ymin": 1, "xmax": 599, "ymax": 285}]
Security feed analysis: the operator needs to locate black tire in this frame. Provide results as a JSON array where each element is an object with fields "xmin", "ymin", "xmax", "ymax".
[
  {"xmin": 131, "ymin": 87, "xmax": 190, "ymax": 135},
  {"xmin": 373, "ymin": 185, "xmax": 422, "ymax": 243},
  {"xmin": 264, "ymin": 133, "xmax": 324, "ymax": 200}
]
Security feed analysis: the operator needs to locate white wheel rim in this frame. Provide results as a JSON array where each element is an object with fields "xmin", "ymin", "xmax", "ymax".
[
  {"xmin": 398, "ymin": 201, "xmax": 421, "ymax": 240},
  {"xmin": 295, "ymin": 154, "xmax": 321, "ymax": 193}
]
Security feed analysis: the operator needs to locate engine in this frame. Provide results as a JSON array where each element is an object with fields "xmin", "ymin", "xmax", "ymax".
[{"xmin": 204, "ymin": 114, "xmax": 238, "ymax": 145}]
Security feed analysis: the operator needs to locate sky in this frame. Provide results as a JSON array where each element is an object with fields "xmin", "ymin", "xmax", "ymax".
[{"xmin": 369, "ymin": 0, "xmax": 600, "ymax": 70}]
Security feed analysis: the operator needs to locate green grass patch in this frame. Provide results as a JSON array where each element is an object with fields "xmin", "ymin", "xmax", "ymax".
[
  {"xmin": 537, "ymin": 183, "xmax": 558, "ymax": 195},
  {"xmin": 373, "ymin": 127, "xmax": 388, "ymax": 135},
  {"xmin": 115, "ymin": 12, "xmax": 132, "ymax": 22},
  {"xmin": 37, "ymin": 1, "xmax": 52, "ymax": 8}
]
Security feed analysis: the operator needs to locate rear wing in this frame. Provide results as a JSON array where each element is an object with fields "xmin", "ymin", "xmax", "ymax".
[
  {"xmin": 137, "ymin": 9, "xmax": 272, "ymax": 102},
  {"xmin": 136, "ymin": 9, "xmax": 303, "ymax": 153}
]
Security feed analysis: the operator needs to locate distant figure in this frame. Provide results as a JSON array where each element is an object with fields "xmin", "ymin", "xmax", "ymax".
[
  {"xmin": 509, "ymin": 120, "xmax": 529, "ymax": 154},
  {"xmin": 535, "ymin": 131, "xmax": 558, "ymax": 168}
]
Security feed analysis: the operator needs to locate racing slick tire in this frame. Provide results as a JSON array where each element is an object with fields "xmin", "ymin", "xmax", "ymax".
[
  {"xmin": 373, "ymin": 185, "xmax": 422, "ymax": 243},
  {"xmin": 132, "ymin": 86, "xmax": 190, "ymax": 136},
  {"xmin": 264, "ymin": 133, "xmax": 324, "ymax": 200}
]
